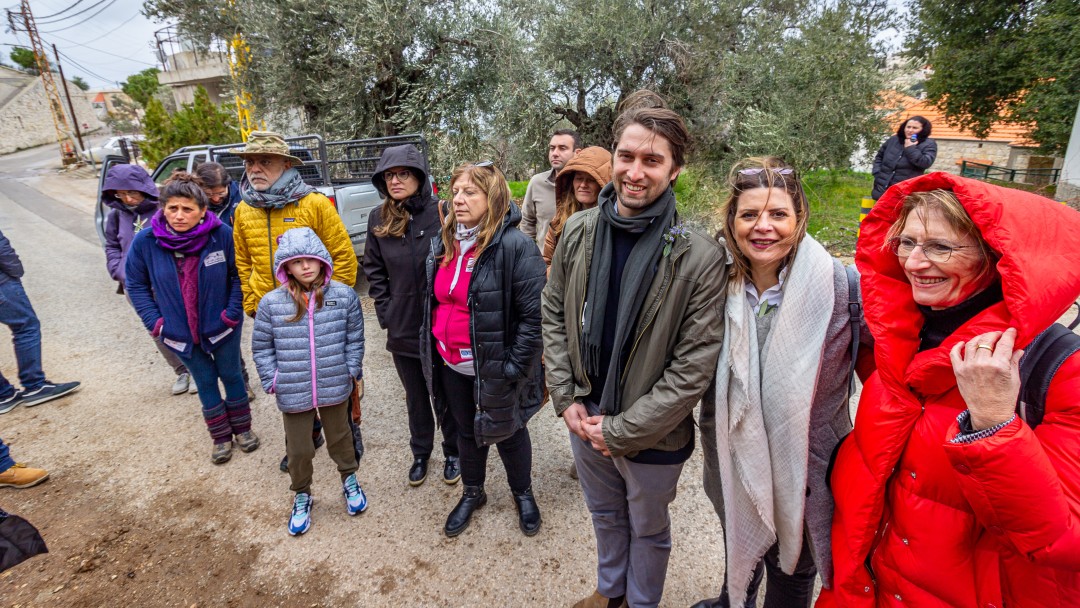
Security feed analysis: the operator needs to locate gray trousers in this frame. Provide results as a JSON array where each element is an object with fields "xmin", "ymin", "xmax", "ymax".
[{"xmin": 571, "ymin": 434, "xmax": 685, "ymax": 608}]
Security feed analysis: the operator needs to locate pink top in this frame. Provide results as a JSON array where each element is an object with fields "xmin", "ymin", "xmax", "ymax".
[{"xmin": 432, "ymin": 241, "xmax": 477, "ymax": 375}]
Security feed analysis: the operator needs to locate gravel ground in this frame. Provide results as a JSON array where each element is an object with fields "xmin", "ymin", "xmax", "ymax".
[{"xmin": 0, "ymin": 168, "xmax": 732, "ymax": 607}]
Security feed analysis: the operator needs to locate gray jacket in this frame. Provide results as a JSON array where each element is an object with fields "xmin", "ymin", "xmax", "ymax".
[
  {"xmin": 252, "ymin": 227, "xmax": 364, "ymax": 414},
  {"xmin": 699, "ymin": 260, "xmax": 871, "ymax": 589}
]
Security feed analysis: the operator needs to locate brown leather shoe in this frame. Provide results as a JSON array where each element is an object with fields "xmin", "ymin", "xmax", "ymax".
[
  {"xmin": 572, "ymin": 591, "xmax": 626, "ymax": 608},
  {"xmin": 0, "ymin": 463, "xmax": 49, "ymax": 488}
]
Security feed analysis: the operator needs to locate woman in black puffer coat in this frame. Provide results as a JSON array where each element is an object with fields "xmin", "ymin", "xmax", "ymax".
[
  {"xmin": 363, "ymin": 144, "xmax": 460, "ymax": 489},
  {"xmin": 420, "ymin": 161, "xmax": 546, "ymax": 539},
  {"xmin": 871, "ymin": 115, "xmax": 938, "ymax": 200}
]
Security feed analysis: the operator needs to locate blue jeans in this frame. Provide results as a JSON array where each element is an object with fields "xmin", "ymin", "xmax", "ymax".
[
  {"xmin": 0, "ymin": 280, "xmax": 45, "ymax": 398},
  {"xmin": 177, "ymin": 329, "xmax": 246, "ymax": 411},
  {"xmin": 0, "ymin": 437, "xmax": 14, "ymax": 473}
]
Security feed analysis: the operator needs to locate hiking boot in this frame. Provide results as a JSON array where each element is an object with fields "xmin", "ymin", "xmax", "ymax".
[
  {"xmin": 443, "ymin": 456, "xmax": 461, "ymax": 485},
  {"xmin": 288, "ymin": 492, "xmax": 313, "ymax": 536},
  {"xmin": 0, "ymin": 391, "xmax": 22, "ymax": 415},
  {"xmin": 235, "ymin": 431, "xmax": 260, "ymax": 453},
  {"xmin": 21, "ymin": 381, "xmax": 80, "ymax": 408},
  {"xmin": 342, "ymin": 473, "xmax": 368, "ymax": 515},
  {"xmin": 408, "ymin": 458, "xmax": 428, "ymax": 487},
  {"xmin": 513, "ymin": 486, "xmax": 542, "ymax": 536},
  {"xmin": 445, "ymin": 485, "xmax": 486, "ymax": 537},
  {"xmin": 212, "ymin": 440, "xmax": 233, "ymax": 464},
  {"xmin": 172, "ymin": 373, "xmax": 191, "ymax": 395},
  {"xmin": 572, "ymin": 591, "xmax": 627, "ymax": 608},
  {"xmin": 0, "ymin": 463, "xmax": 49, "ymax": 489}
]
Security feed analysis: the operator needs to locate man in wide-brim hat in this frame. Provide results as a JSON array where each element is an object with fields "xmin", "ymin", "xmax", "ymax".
[
  {"xmin": 231, "ymin": 130, "xmax": 359, "ymax": 475},
  {"xmin": 229, "ymin": 131, "xmax": 306, "ymax": 191}
]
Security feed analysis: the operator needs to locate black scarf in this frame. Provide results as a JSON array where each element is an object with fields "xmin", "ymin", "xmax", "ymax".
[
  {"xmin": 917, "ymin": 281, "xmax": 1004, "ymax": 352},
  {"xmin": 581, "ymin": 183, "xmax": 677, "ymax": 414}
]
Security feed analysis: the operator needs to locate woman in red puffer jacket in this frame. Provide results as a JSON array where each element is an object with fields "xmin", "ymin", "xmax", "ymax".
[{"xmin": 821, "ymin": 172, "xmax": 1080, "ymax": 608}]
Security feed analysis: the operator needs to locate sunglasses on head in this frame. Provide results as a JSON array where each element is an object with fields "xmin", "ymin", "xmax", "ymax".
[
  {"xmin": 471, "ymin": 160, "xmax": 495, "ymax": 168},
  {"xmin": 738, "ymin": 167, "xmax": 794, "ymax": 176}
]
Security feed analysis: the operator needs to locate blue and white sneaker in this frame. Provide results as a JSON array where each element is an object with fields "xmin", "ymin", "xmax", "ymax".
[
  {"xmin": 0, "ymin": 391, "xmax": 23, "ymax": 415},
  {"xmin": 343, "ymin": 474, "xmax": 368, "ymax": 515},
  {"xmin": 288, "ymin": 492, "xmax": 312, "ymax": 536}
]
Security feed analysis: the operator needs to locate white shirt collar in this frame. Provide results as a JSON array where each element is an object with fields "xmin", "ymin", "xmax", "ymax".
[{"xmin": 744, "ymin": 266, "xmax": 790, "ymax": 313}]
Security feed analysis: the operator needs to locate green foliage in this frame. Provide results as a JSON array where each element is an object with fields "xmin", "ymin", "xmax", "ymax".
[
  {"xmin": 508, "ymin": 181, "xmax": 528, "ymax": 200},
  {"xmin": 144, "ymin": 0, "xmax": 891, "ymax": 176},
  {"xmin": 910, "ymin": 0, "xmax": 1079, "ymax": 153},
  {"xmin": 122, "ymin": 68, "xmax": 162, "ymax": 108},
  {"xmin": 70, "ymin": 76, "xmax": 90, "ymax": 91},
  {"xmin": 9, "ymin": 47, "xmax": 38, "ymax": 73},
  {"xmin": 141, "ymin": 86, "xmax": 240, "ymax": 168}
]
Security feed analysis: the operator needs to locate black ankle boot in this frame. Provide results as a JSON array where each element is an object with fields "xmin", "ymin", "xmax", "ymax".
[
  {"xmin": 445, "ymin": 485, "xmax": 486, "ymax": 537},
  {"xmin": 512, "ymin": 486, "xmax": 542, "ymax": 536}
]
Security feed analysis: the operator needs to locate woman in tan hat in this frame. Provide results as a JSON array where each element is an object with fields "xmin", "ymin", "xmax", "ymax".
[
  {"xmin": 542, "ymin": 146, "xmax": 612, "ymax": 268},
  {"xmin": 231, "ymin": 131, "xmax": 358, "ymax": 472}
]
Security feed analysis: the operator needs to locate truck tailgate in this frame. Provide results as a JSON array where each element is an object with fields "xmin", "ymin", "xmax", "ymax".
[{"xmin": 335, "ymin": 182, "xmax": 382, "ymax": 258}]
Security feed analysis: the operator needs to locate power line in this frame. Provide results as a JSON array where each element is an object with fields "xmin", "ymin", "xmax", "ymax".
[
  {"xmin": 35, "ymin": 0, "xmax": 111, "ymax": 25},
  {"xmin": 57, "ymin": 10, "xmax": 140, "ymax": 45},
  {"xmin": 57, "ymin": 48, "xmax": 113, "ymax": 84},
  {"xmin": 35, "ymin": 0, "xmax": 88, "ymax": 20},
  {"xmin": 46, "ymin": 31, "xmax": 157, "ymax": 66},
  {"xmin": 39, "ymin": 0, "xmax": 119, "ymax": 32}
]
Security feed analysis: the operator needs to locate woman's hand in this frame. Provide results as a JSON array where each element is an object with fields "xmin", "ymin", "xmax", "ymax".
[{"xmin": 950, "ymin": 328, "xmax": 1024, "ymax": 430}]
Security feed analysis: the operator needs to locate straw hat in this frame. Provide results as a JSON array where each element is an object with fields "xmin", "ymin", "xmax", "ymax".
[{"xmin": 229, "ymin": 131, "xmax": 305, "ymax": 165}]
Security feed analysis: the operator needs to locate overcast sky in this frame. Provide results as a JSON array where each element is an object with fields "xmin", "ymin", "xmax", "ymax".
[{"xmin": 2, "ymin": 0, "xmax": 164, "ymax": 89}]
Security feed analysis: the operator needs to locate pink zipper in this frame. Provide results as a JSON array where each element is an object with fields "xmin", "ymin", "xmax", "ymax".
[{"xmin": 308, "ymin": 292, "xmax": 318, "ymax": 408}]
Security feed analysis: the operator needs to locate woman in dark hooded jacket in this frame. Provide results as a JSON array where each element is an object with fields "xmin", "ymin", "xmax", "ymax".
[
  {"xmin": 195, "ymin": 162, "xmax": 242, "ymax": 227},
  {"xmin": 363, "ymin": 144, "xmax": 460, "ymax": 488},
  {"xmin": 420, "ymin": 161, "xmax": 546, "ymax": 539},
  {"xmin": 871, "ymin": 115, "xmax": 938, "ymax": 200},
  {"xmin": 101, "ymin": 163, "xmax": 191, "ymax": 396}
]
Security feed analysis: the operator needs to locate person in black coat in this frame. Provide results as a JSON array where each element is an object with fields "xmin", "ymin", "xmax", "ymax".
[
  {"xmin": 420, "ymin": 161, "xmax": 546, "ymax": 538},
  {"xmin": 871, "ymin": 115, "xmax": 938, "ymax": 200},
  {"xmin": 363, "ymin": 144, "xmax": 460, "ymax": 488}
]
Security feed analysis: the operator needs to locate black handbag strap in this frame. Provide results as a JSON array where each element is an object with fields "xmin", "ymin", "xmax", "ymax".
[{"xmin": 845, "ymin": 265, "xmax": 863, "ymax": 403}]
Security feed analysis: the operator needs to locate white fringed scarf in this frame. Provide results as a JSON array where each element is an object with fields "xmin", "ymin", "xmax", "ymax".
[{"xmin": 713, "ymin": 236, "xmax": 834, "ymax": 606}]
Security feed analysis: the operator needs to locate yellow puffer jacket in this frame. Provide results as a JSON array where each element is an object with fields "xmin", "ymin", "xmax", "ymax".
[{"xmin": 233, "ymin": 191, "xmax": 357, "ymax": 316}]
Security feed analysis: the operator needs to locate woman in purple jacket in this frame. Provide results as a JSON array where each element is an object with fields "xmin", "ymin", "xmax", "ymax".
[{"xmin": 102, "ymin": 163, "xmax": 192, "ymax": 396}]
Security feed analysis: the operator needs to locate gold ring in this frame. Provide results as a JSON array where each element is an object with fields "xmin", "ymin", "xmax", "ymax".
[{"xmin": 976, "ymin": 344, "xmax": 993, "ymax": 352}]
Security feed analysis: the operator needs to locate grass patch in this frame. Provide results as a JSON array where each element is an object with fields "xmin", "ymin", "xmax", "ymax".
[{"xmin": 509, "ymin": 181, "xmax": 528, "ymax": 199}]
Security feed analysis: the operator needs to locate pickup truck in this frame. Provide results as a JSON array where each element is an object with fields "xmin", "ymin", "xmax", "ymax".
[{"xmin": 93, "ymin": 133, "xmax": 433, "ymax": 259}]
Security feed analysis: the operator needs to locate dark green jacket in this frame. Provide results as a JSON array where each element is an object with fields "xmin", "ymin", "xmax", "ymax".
[{"xmin": 541, "ymin": 206, "xmax": 727, "ymax": 458}]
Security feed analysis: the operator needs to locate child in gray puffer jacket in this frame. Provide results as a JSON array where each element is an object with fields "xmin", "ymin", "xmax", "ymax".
[{"xmin": 251, "ymin": 227, "xmax": 367, "ymax": 536}]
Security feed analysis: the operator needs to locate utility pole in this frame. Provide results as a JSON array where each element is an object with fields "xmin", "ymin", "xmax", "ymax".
[
  {"xmin": 6, "ymin": 0, "xmax": 78, "ymax": 165},
  {"xmin": 52, "ymin": 44, "xmax": 85, "ymax": 154}
]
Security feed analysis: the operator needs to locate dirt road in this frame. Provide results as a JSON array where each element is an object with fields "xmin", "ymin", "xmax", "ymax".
[{"xmin": 0, "ymin": 151, "xmax": 728, "ymax": 607}]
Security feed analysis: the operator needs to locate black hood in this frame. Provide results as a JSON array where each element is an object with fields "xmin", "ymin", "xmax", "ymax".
[{"xmin": 372, "ymin": 144, "xmax": 433, "ymax": 205}]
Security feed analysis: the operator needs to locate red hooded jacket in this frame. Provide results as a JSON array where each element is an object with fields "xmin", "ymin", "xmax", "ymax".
[{"xmin": 819, "ymin": 173, "xmax": 1080, "ymax": 607}]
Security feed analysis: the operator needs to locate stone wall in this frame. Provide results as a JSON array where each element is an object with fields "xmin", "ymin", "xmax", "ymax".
[
  {"xmin": 932, "ymin": 140, "xmax": 1013, "ymax": 175},
  {"xmin": 0, "ymin": 77, "xmax": 106, "ymax": 156}
]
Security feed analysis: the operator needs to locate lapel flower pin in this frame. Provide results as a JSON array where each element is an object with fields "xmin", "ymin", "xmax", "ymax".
[{"xmin": 662, "ymin": 222, "xmax": 690, "ymax": 257}]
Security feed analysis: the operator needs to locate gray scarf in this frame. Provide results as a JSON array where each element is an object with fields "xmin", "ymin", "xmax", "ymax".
[
  {"xmin": 581, "ymin": 183, "xmax": 677, "ymax": 414},
  {"xmin": 240, "ymin": 168, "xmax": 316, "ymax": 210}
]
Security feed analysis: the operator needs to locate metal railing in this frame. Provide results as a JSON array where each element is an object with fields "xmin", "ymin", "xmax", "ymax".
[{"xmin": 960, "ymin": 160, "xmax": 1061, "ymax": 186}]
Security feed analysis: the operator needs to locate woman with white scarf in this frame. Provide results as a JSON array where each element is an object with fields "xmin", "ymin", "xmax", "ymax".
[{"xmin": 694, "ymin": 157, "xmax": 874, "ymax": 608}]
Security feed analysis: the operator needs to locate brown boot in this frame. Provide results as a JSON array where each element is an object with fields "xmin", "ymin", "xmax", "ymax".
[
  {"xmin": 572, "ymin": 590, "xmax": 626, "ymax": 608},
  {"xmin": 0, "ymin": 463, "xmax": 49, "ymax": 488}
]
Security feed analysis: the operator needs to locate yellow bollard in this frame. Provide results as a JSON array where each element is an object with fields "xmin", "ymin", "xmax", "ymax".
[{"xmin": 858, "ymin": 197, "xmax": 875, "ymax": 237}]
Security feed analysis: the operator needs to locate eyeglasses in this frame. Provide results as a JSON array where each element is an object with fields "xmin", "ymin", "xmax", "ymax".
[
  {"xmin": 383, "ymin": 169, "xmax": 414, "ymax": 183},
  {"xmin": 888, "ymin": 236, "xmax": 977, "ymax": 263},
  {"xmin": 738, "ymin": 168, "xmax": 794, "ymax": 176}
]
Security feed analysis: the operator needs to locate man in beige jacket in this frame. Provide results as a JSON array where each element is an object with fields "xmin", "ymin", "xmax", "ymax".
[{"xmin": 520, "ymin": 129, "xmax": 581, "ymax": 248}]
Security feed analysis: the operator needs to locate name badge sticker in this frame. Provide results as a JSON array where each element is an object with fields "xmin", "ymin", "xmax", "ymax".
[
  {"xmin": 204, "ymin": 250, "xmax": 225, "ymax": 266},
  {"xmin": 163, "ymin": 337, "xmax": 187, "ymax": 351},
  {"xmin": 208, "ymin": 327, "xmax": 234, "ymax": 344},
  {"xmin": 460, "ymin": 348, "xmax": 472, "ymax": 359}
]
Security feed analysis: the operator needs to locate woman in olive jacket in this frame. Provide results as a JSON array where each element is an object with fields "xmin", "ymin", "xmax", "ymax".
[
  {"xmin": 363, "ymin": 144, "xmax": 460, "ymax": 488},
  {"xmin": 420, "ymin": 161, "xmax": 546, "ymax": 539}
]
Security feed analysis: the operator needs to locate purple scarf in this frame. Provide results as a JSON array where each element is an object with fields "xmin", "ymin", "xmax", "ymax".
[{"xmin": 151, "ymin": 210, "xmax": 222, "ymax": 255}]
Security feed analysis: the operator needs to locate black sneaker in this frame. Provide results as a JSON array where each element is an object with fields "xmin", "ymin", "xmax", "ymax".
[
  {"xmin": 21, "ymin": 381, "xmax": 80, "ymax": 408},
  {"xmin": 409, "ymin": 458, "xmax": 429, "ymax": 487},
  {"xmin": 0, "ymin": 391, "xmax": 22, "ymax": 415}
]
